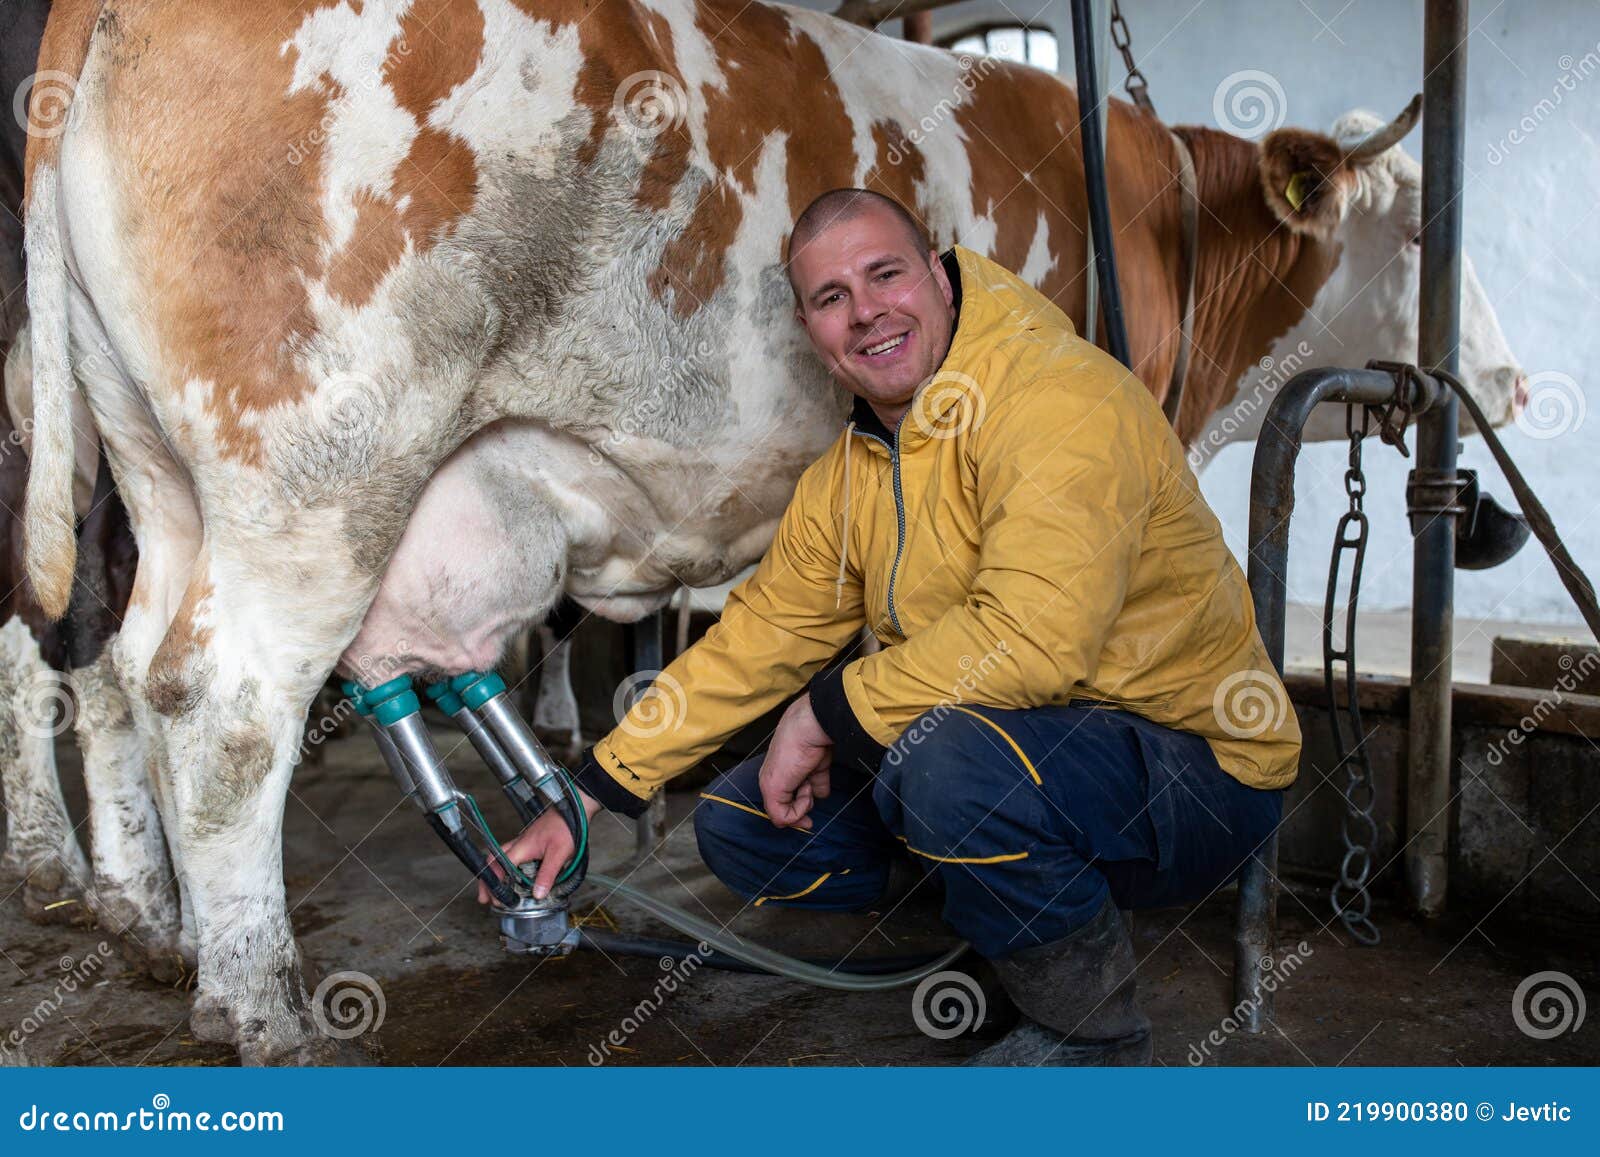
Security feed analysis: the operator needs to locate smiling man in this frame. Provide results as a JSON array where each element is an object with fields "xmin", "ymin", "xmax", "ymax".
[{"xmin": 491, "ymin": 188, "xmax": 1301, "ymax": 1066}]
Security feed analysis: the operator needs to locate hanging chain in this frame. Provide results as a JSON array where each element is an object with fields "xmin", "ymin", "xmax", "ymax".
[
  {"xmin": 1109, "ymin": 0, "xmax": 1156, "ymax": 115},
  {"xmin": 1325, "ymin": 404, "xmax": 1381, "ymax": 945}
]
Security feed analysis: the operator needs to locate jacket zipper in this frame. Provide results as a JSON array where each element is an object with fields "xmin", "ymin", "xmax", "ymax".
[{"xmin": 853, "ymin": 423, "xmax": 908, "ymax": 637}]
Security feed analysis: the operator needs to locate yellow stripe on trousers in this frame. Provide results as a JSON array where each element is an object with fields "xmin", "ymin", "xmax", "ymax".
[{"xmin": 948, "ymin": 705, "xmax": 1043, "ymax": 785}]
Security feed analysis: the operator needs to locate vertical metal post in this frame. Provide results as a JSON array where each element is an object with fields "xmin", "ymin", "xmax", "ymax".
[
  {"xmin": 1239, "ymin": 465, "xmax": 1291, "ymax": 1033},
  {"xmin": 1069, "ymin": 0, "xmax": 1131, "ymax": 368},
  {"xmin": 626, "ymin": 611, "xmax": 668, "ymax": 861},
  {"xmin": 1406, "ymin": 0, "xmax": 1468, "ymax": 917}
]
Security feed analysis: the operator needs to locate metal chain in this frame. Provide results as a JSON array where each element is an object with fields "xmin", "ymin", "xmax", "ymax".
[
  {"xmin": 1109, "ymin": 0, "xmax": 1155, "ymax": 114},
  {"xmin": 1325, "ymin": 404, "xmax": 1381, "ymax": 946}
]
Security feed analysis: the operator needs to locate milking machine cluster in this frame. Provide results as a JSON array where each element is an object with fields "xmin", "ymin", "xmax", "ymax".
[
  {"xmin": 342, "ymin": 671, "xmax": 971, "ymax": 989},
  {"xmin": 342, "ymin": 671, "xmax": 588, "ymax": 957}
]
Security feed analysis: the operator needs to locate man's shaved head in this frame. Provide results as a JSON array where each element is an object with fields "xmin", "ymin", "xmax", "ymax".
[{"xmin": 785, "ymin": 188, "xmax": 931, "ymax": 295}]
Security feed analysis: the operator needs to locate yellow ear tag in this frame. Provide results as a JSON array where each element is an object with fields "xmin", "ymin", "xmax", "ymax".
[{"xmin": 1285, "ymin": 171, "xmax": 1313, "ymax": 212}]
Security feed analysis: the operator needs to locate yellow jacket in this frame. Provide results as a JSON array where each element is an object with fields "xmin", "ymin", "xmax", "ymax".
[{"xmin": 575, "ymin": 246, "xmax": 1300, "ymax": 815}]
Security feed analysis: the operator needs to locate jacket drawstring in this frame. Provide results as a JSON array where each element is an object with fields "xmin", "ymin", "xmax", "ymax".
[{"xmin": 835, "ymin": 421, "xmax": 854, "ymax": 608}]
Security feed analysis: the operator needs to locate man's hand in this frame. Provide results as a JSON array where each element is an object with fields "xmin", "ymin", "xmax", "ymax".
[
  {"xmin": 759, "ymin": 695, "xmax": 835, "ymax": 830},
  {"xmin": 477, "ymin": 787, "xmax": 603, "ymax": 903}
]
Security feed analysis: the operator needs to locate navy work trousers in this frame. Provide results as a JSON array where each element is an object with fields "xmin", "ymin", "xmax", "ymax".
[{"xmin": 693, "ymin": 703, "xmax": 1283, "ymax": 958}]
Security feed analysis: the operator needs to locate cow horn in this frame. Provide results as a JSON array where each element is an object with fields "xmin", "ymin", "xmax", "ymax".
[{"xmin": 1341, "ymin": 93, "xmax": 1423, "ymax": 163}]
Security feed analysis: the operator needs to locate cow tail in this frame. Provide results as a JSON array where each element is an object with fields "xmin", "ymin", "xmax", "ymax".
[{"xmin": 22, "ymin": 160, "xmax": 79, "ymax": 620}]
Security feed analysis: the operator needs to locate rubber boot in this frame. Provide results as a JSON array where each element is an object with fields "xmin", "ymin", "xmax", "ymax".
[
  {"xmin": 869, "ymin": 853, "xmax": 940, "ymax": 914},
  {"xmin": 964, "ymin": 894, "xmax": 1153, "ymax": 1066}
]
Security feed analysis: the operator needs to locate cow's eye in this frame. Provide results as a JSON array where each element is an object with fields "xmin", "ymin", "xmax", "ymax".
[{"xmin": 1407, "ymin": 232, "xmax": 1422, "ymax": 248}]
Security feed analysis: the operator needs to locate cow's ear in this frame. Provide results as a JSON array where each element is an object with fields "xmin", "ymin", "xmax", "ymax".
[{"xmin": 1258, "ymin": 128, "xmax": 1355, "ymax": 238}]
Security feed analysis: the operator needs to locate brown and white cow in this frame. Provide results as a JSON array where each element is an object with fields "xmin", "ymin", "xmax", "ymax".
[{"xmin": 22, "ymin": 0, "xmax": 1523, "ymax": 1062}]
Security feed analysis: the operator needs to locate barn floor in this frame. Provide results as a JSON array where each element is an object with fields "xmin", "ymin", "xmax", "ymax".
[{"xmin": 2, "ymin": 724, "xmax": 1595, "ymax": 1068}]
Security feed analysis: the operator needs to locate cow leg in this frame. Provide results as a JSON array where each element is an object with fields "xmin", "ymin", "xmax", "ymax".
[
  {"xmin": 71, "ymin": 648, "xmax": 184, "ymax": 981},
  {"xmin": 0, "ymin": 617, "xmax": 93, "ymax": 924},
  {"xmin": 59, "ymin": 456, "xmax": 186, "ymax": 979},
  {"xmin": 531, "ymin": 621, "xmax": 582, "ymax": 761},
  {"xmin": 149, "ymin": 546, "xmax": 378, "ymax": 1066},
  {"xmin": 135, "ymin": 712, "xmax": 198, "ymax": 972},
  {"xmin": 104, "ymin": 468, "xmax": 206, "ymax": 971}
]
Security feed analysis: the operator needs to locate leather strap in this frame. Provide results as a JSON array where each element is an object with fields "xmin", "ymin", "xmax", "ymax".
[{"xmin": 1164, "ymin": 129, "xmax": 1199, "ymax": 431}]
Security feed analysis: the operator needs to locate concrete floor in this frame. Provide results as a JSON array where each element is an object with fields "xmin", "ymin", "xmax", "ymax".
[{"xmin": 2, "ymin": 724, "xmax": 1595, "ymax": 1067}]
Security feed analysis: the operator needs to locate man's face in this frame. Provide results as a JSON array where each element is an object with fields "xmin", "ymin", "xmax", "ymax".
[{"xmin": 790, "ymin": 206, "xmax": 955, "ymax": 422}]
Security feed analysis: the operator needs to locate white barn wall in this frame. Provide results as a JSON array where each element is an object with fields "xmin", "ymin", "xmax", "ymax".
[{"xmin": 785, "ymin": 0, "xmax": 1599, "ymax": 626}]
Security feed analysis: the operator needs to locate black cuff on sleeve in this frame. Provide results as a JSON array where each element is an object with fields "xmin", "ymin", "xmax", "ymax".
[
  {"xmin": 808, "ymin": 661, "xmax": 888, "ymax": 774},
  {"xmin": 571, "ymin": 747, "xmax": 652, "ymax": 818}
]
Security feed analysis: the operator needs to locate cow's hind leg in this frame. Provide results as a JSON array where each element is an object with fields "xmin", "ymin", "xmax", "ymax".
[
  {"xmin": 151, "ymin": 544, "xmax": 382, "ymax": 1065},
  {"xmin": 0, "ymin": 617, "xmax": 93, "ymax": 924},
  {"xmin": 104, "ymin": 476, "xmax": 204, "ymax": 974},
  {"xmin": 530, "ymin": 597, "xmax": 584, "ymax": 762},
  {"xmin": 65, "ymin": 461, "xmax": 185, "ymax": 978},
  {"xmin": 72, "ymin": 647, "xmax": 184, "ymax": 980}
]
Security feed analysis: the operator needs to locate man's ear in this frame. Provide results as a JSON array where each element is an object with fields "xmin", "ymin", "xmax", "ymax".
[
  {"xmin": 930, "ymin": 249, "xmax": 953, "ymax": 311},
  {"xmin": 793, "ymin": 303, "xmax": 808, "ymax": 333}
]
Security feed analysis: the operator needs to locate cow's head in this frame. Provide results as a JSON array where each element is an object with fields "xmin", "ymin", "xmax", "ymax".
[{"xmin": 1255, "ymin": 97, "xmax": 1526, "ymax": 440}]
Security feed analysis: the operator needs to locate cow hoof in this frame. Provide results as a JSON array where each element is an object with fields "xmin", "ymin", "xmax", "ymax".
[
  {"xmin": 248, "ymin": 1034, "xmax": 378, "ymax": 1068},
  {"xmin": 189, "ymin": 994, "xmax": 235, "ymax": 1045},
  {"xmin": 119, "ymin": 936, "xmax": 189, "ymax": 987},
  {"xmin": 19, "ymin": 868, "xmax": 95, "ymax": 927},
  {"xmin": 89, "ymin": 887, "xmax": 181, "ymax": 954}
]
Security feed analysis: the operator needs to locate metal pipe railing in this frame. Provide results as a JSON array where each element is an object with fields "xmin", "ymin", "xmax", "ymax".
[
  {"xmin": 1407, "ymin": 0, "xmax": 1470, "ymax": 918},
  {"xmin": 1240, "ymin": 366, "xmax": 1443, "ymax": 1029}
]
